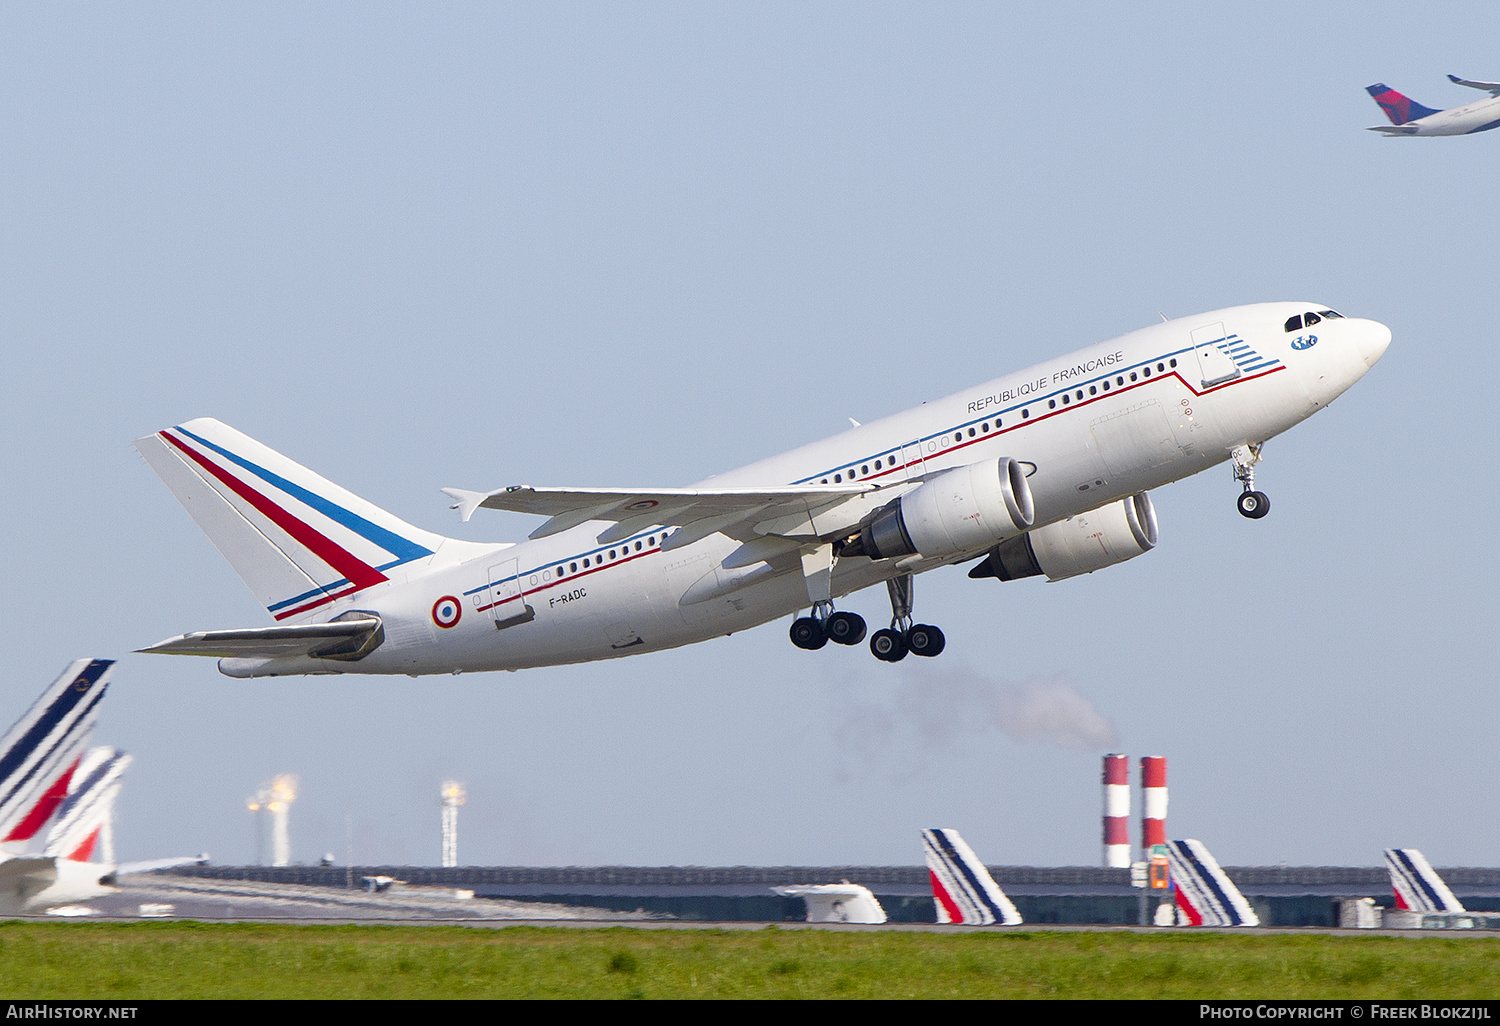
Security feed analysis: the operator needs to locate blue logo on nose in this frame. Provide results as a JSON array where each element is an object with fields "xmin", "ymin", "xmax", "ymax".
[{"xmin": 1290, "ymin": 334, "xmax": 1317, "ymax": 351}]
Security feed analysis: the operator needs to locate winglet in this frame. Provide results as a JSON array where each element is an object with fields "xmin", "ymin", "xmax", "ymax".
[{"xmin": 441, "ymin": 487, "xmax": 488, "ymax": 524}]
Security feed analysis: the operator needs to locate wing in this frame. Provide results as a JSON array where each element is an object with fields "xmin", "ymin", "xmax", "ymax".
[
  {"xmin": 1448, "ymin": 74, "xmax": 1500, "ymax": 95},
  {"xmin": 441, "ymin": 482, "xmax": 893, "ymax": 544},
  {"xmin": 138, "ymin": 615, "xmax": 383, "ymax": 660}
]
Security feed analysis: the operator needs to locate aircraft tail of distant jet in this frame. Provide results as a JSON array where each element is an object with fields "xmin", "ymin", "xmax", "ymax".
[
  {"xmin": 0, "ymin": 660, "xmax": 113, "ymax": 847},
  {"xmin": 1166, "ymin": 839, "xmax": 1259, "ymax": 927},
  {"xmin": 1385, "ymin": 848, "xmax": 1464, "ymax": 913},
  {"xmin": 42, "ymin": 746, "xmax": 131, "ymax": 862},
  {"xmin": 923, "ymin": 828, "xmax": 1022, "ymax": 925},
  {"xmin": 1366, "ymin": 83, "xmax": 1442, "ymax": 129}
]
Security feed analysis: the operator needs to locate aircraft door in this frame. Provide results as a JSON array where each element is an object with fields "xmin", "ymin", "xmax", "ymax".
[
  {"xmin": 901, "ymin": 439, "xmax": 927, "ymax": 481},
  {"xmin": 1191, "ymin": 322, "xmax": 1241, "ymax": 388},
  {"xmin": 486, "ymin": 557, "xmax": 534, "ymax": 629}
]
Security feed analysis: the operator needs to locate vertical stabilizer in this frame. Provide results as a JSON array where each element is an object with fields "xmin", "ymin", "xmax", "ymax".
[
  {"xmin": 923, "ymin": 828, "xmax": 1022, "ymax": 925},
  {"xmin": 1366, "ymin": 84, "xmax": 1442, "ymax": 125},
  {"xmin": 133, "ymin": 419, "xmax": 447, "ymax": 623},
  {"xmin": 1385, "ymin": 848, "xmax": 1464, "ymax": 913},
  {"xmin": 43, "ymin": 747, "xmax": 132, "ymax": 862},
  {"xmin": 1166, "ymin": 839, "xmax": 1259, "ymax": 926},
  {"xmin": 0, "ymin": 660, "xmax": 112, "ymax": 844}
]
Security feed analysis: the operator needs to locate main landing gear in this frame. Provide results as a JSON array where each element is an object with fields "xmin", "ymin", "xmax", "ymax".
[
  {"xmin": 1231, "ymin": 443, "xmax": 1270, "ymax": 520},
  {"xmin": 869, "ymin": 574, "xmax": 945, "ymax": 663},
  {"xmin": 790, "ymin": 604, "xmax": 867, "ymax": 651}
]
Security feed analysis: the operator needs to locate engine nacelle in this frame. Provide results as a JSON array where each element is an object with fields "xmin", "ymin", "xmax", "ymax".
[
  {"xmin": 971, "ymin": 492, "xmax": 1158, "ymax": 582},
  {"xmin": 843, "ymin": 458, "xmax": 1035, "ymax": 561}
]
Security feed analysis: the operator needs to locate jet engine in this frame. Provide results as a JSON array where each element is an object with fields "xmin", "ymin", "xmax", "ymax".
[
  {"xmin": 841, "ymin": 457, "xmax": 1035, "ymax": 561},
  {"xmin": 969, "ymin": 492, "xmax": 1158, "ymax": 582}
]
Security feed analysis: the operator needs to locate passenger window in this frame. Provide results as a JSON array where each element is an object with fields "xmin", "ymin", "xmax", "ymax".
[
  {"xmin": 981, "ymin": 422, "xmax": 989, "ymax": 432},
  {"xmin": 609, "ymin": 550, "xmax": 617, "ymax": 559},
  {"xmin": 1169, "ymin": 358, "xmax": 1177, "ymax": 367},
  {"xmin": 1156, "ymin": 364, "xmax": 1164, "ymax": 373},
  {"xmin": 834, "ymin": 474, "xmax": 842, "ymax": 483},
  {"xmin": 1285, "ymin": 315, "xmax": 1303, "ymax": 332},
  {"xmin": 648, "ymin": 537, "xmax": 655, "ymax": 545},
  {"xmin": 1022, "ymin": 409, "xmax": 1029, "ymax": 419},
  {"xmin": 1061, "ymin": 394, "xmax": 1070, "ymax": 405},
  {"xmin": 1076, "ymin": 390, "xmax": 1083, "ymax": 400},
  {"xmin": 1303, "ymin": 311, "xmax": 1321, "ymax": 326},
  {"xmin": 821, "ymin": 478, "xmax": 828, "ymax": 484},
  {"xmin": 1048, "ymin": 399, "xmax": 1057, "ymax": 409},
  {"xmin": 1089, "ymin": 385, "xmax": 1097, "ymax": 395},
  {"xmin": 967, "ymin": 428, "xmax": 975, "ymax": 438},
  {"xmin": 555, "ymin": 566, "xmax": 563, "ymax": 577},
  {"xmin": 874, "ymin": 459, "xmax": 882, "ymax": 469},
  {"xmin": 1130, "ymin": 372, "xmax": 1138, "ymax": 381},
  {"xmin": 1116, "ymin": 376, "xmax": 1124, "ymax": 386},
  {"xmin": 634, "ymin": 541, "xmax": 642, "ymax": 552},
  {"xmin": 570, "ymin": 562, "xmax": 577, "ymax": 572},
  {"xmin": 1142, "ymin": 367, "xmax": 1151, "ymax": 377},
  {"xmin": 583, "ymin": 558, "xmax": 590, "ymax": 568}
]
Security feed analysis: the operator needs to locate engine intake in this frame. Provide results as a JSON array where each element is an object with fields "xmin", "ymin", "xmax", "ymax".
[
  {"xmin": 970, "ymin": 492, "xmax": 1158, "ymax": 582},
  {"xmin": 842, "ymin": 458, "xmax": 1035, "ymax": 561}
]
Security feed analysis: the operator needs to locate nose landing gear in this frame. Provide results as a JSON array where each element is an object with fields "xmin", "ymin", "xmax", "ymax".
[{"xmin": 1231, "ymin": 443, "xmax": 1270, "ymax": 519}]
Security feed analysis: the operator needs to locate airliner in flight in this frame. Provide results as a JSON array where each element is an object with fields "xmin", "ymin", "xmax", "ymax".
[
  {"xmin": 135, "ymin": 302, "xmax": 1389, "ymax": 676},
  {"xmin": 1366, "ymin": 76, "xmax": 1500, "ymax": 136}
]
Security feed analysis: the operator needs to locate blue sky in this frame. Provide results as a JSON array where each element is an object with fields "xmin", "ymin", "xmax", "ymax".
[{"xmin": 2, "ymin": 2, "xmax": 1496, "ymax": 868}]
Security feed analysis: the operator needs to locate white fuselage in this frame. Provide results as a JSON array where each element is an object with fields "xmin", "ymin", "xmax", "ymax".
[
  {"xmin": 225, "ymin": 302, "xmax": 1389, "ymax": 677},
  {"xmin": 1405, "ymin": 95, "xmax": 1500, "ymax": 135}
]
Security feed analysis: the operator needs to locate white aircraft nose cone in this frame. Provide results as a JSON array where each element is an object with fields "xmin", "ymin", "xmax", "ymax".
[{"xmin": 1355, "ymin": 319, "xmax": 1392, "ymax": 369}]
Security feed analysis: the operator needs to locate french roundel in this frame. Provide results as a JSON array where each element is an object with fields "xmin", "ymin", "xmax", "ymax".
[{"xmin": 431, "ymin": 595, "xmax": 462, "ymax": 629}]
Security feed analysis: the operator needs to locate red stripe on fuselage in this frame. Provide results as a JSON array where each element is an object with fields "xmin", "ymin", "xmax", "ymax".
[{"xmin": 160, "ymin": 431, "xmax": 387, "ymax": 611}]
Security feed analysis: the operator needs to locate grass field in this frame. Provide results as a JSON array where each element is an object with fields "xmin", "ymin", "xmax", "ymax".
[{"xmin": 2, "ymin": 921, "xmax": 1499, "ymax": 999}]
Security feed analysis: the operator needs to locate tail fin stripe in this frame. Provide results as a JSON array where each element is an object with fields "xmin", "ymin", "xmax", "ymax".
[
  {"xmin": 0, "ymin": 661, "xmax": 109, "ymax": 801},
  {"xmin": 160, "ymin": 431, "xmax": 388, "ymax": 596},
  {"xmin": 1390, "ymin": 850, "xmax": 1441, "ymax": 909},
  {"xmin": 929, "ymin": 828, "xmax": 1005, "ymax": 922},
  {"xmin": 173, "ymin": 426, "xmax": 433, "ymax": 565},
  {"xmin": 67, "ymin": 825, "xmax": 101, "ymax": 863},
  {"xmin": 1173, "ymin": 843, "xmax": 1235, "ymax": 923},
  {"xmin": 928, "ymin": 869, "xmax": 965, "ymax": 923},
  {"xmin": 0, "ymin": 683, "xmax": 107, "ymax": 832},
  {"xmin": 268, "ymin": 580, "xmax": 352, "ymax": 613},
  {"xmin": 2, "ymin": 756, "xmax": 80, "ymax": 842}
]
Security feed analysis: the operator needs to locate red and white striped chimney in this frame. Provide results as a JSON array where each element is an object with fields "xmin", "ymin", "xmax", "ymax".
[
  {"xmin": 1141, "ymin": 756, "xmax": 1168, "ymax": 856},
  {"xmin": 1102, "ymin": 754, "xmax": 1130, "ymax": 868}
]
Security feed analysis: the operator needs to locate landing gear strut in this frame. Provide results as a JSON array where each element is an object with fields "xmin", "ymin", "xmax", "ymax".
[
  {"xmin": 1231, "ymin": 443, "xmax": 1270, "ymax": 520},
  {"xmin": 870, "ymin": 574, "xmax": 945, "ymax": 662}
]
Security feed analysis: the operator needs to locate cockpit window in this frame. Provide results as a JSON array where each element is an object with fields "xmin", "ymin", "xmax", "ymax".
[
  {"xmin": 1303, "ymin": 311, "xmax": 1322, "ymax": 326},
  {"xmin": 1284, "ymin": 314, "xmax": 1302, "ymax": 332},
  {"xmin": 1317, "ymin": 309, "xmax": 1343, "ymax": 319}
]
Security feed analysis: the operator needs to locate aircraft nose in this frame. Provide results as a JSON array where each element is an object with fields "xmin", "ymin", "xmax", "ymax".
[{"xmin": 1353, "ymin": 319, "xmax": 1392, "ymax": 369}]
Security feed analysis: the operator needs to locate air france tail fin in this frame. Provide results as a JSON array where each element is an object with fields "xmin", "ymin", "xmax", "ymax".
[
  {"xmin": 133, "ymin": 419, "xmax": 448, "ymax": 623},
  {"xmin": 1366, "ymin": 83, "xmax": 1442, "ymax": 125},
  {"xmin": 0, "ymin": 660, "xmax": 112, "ymax": 845},
  {"xmin": 1385, "ymin": 848, "xmax": 1464, "ymax": 913},
  {"xmin": 923, "ymin": 828, "xmax": 1022, "ymax": 925},
  {"xmin": 43, "ymin": 747, "xmax": 131, "ymax": 862},
  {"xmin": 1166, "ymin": 839, "xmax": 1259, "ymax": 927}
]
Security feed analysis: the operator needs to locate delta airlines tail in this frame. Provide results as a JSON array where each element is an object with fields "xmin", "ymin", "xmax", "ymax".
[
  {"xmin": 0, "ymin": 660, "xmax": 112, "ymax": 847},
  {"xmin": 923, "ymin": 828, "xmax": 1022, "ymax": 925},
  {"xmin": 1165, "ymin": 839, "xmax": 1259, "ymax": 927},
  {"xmin": 1385, "ymin": 848, "xmax": 1464, "ymax": 913}
]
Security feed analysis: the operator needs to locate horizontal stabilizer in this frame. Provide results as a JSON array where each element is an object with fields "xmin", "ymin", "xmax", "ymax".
[
  {"xmin": 444, "ymin": 482, "xmax": 881, "ymax": 541},
  {"xmin": 0, "ymin": 855, "xmax": 59, "ymax": 903},
  {"xmin": 138, "ymin": 615, "xmax": 383, "ymax": 661},
  {"xmin": 1166, "ymin": 839, "xmax": 1259, "ymax": 927},
  {"xmin": 115, "ymin": 854, "xmax": 210, "ymax": 876},
  {"xmin": 1385, "ymin": 848, "xmax": 1464, "ymax": 913},
  {"xmin": 923, "ymin": 828, "xmax": 1022, "ymax": 925},
  {"xmin": 1448, "ymin": 74, "xmax": 1500, "ymax": 95},
  {"xmin": 1368, "ymin": 124, "xmax": 1420, "ymax": 135}
]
